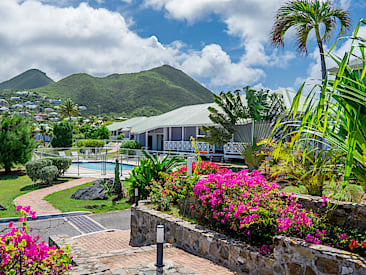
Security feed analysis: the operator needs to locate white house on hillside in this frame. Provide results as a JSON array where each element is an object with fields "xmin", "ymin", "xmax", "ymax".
[{"xmin": 107, "ymin": 89, "xmax": 307, "ymax": 160}]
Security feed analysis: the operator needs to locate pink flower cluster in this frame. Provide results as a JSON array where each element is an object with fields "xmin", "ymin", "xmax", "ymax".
[
  {"xmin": 0, "ymin": 206, "xmax": 72, "ymax": 274},
  {"xmin": 193, "ymin": 170, "xmax": 315, "ymax": 235}
]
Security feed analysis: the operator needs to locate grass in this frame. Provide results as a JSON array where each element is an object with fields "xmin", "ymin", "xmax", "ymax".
[
  {"xmin": 0, "ymin": 172, "xmax": 76, "ymax": 218},
  {"xmin": 44, "ymin": 182, "xmax": 131, "ymax": 214}
]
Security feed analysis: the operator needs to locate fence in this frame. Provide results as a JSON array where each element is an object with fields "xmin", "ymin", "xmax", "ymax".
[{"xmin": 33, "ymin": 147, "xmax": 195, "ymax": 177}]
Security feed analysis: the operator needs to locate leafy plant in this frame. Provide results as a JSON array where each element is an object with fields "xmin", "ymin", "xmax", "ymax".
[
  {"xmin": 0, "ymin": 113, "xmax": 36, "ymax": 174},
  {"xmin": 141, "ymin": 150, "xmax": 184, "ymax": 178},
  {"xmin": 25, "ymin": 159, "xmax": 53, "ymax": 182},
  {"xmin": 77, "ymin": 139, "xmax": 105, "ymax": 147},
  {"xmin": 46, "ymin": 157, "xmax": 72, "ymax": 176},
  {"xmin": 199, "ymin": 87, "xmax": 285, "ymax": 169},
  {"xmin": 0, "ymin": 206, "xmax": 72, "ymax": 274},
  {"xmin": 116, "ymin": 133, "xmax": 124, "ymax": 140},
  {"xmin": 273, "ymin": 19, "xmax": 366, "ymax": 188},
  {"xmin": 39, "ymin": 165, "xmax": 58, "ymax": 185},
  {"xmin": 51, "ymin": 121, "xmax": 73, "ymax": 148},
  {"xmin": 127, "ymin": 158, "xmax": 153, "ymax": 200}
]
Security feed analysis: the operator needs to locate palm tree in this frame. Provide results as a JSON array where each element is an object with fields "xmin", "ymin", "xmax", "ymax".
[
  {"xmin": 271, "ymin": 0, "xmax": 351, "ymax": 80},
  {"xmin": 58, "ymin": 98, "xmax": 80, "ymax": 121}
]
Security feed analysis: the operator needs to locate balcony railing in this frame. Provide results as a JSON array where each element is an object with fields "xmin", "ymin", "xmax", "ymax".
[{"xmin": 164, "ymin": 141, "xmax": 246, "ymax": 156}]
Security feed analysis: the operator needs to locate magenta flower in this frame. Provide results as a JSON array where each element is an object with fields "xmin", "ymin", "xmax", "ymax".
[{"xmin": 8, "ymin": 221, "xmax": 14, "ymax": 228}]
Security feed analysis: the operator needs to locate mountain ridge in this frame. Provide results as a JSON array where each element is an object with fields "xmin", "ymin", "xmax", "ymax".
[
  {"xmin": 0, "ymin": 69, "xmax": 54, "ymax": 91},
  {"xmin": 33, "ymin": 65, "xmax": 214, "ymax": 116}
]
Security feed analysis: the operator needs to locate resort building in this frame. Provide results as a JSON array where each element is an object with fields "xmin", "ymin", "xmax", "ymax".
[{"xmin": 108, "ymin": 89, "xmax": 306, "ymax": 160}]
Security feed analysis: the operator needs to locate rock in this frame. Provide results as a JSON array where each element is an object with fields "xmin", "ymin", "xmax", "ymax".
[
  {"xmin": 71, "ymin": 182, "xmax": 107, "ymax": 200},
  {"xmin": 0, "ymin": 204, "xmax": 6, "ymax": 211}
]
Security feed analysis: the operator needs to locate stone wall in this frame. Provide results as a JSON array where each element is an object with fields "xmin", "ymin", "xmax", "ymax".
[
  {"xmin": 130, "ymin": 202, "xmax": 366, "ymax": 275},
  {"xmin": 293, "ymin": 193, "xmax": 366, "ymax": 231}
]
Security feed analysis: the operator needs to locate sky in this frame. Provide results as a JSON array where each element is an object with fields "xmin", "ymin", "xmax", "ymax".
[{"xmin": 0, "ymin": 0, "xmax": 365, "ymax": 94}]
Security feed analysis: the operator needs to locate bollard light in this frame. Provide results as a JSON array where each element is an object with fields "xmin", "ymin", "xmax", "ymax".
[
  {"xmin": 155, "ymin": 225, "xmax": 165, "ymax": 268},
  {"xmin": 135, "ymin": 188, "xmax": 139, "ymax": 207}
]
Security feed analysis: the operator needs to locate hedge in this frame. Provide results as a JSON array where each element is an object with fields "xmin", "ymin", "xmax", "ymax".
[
  {"xmin": 46, "ymin": 157, "xmax": 72, "ymax": 176},
  {"xmin": 25, "ymin": 159, "xmax": 52, "ymax": 182},
  {"xmin": 39, "ymin": 166, "xmax": 58, "ymax": 185},
  {"xmin": 77, "ymin": 140, "xmax": 105, "ymax": 148}
]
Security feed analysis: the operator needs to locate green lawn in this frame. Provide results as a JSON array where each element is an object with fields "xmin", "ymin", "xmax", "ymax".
[
  {"xmin": 0, "ymin": 174, "xmax": 75, "ymax": 218},
  {"xmin": 44, "ymin": 182, "xmax": 131, "ymax": 214}
]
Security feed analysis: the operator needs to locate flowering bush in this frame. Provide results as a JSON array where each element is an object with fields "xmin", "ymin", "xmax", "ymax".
[
  {"xmin": 157, "ymin": 161, "xmax": 229, "ymax": 205},
  {"xmin": 0, "ymin": 206, "xmax": 72, "ymax": 274},
  {"xmin": 192, "ymin": 170, "xmax": 318, "ymax": 246},
  {"xmin": 173, "ymin": 161, "xmax": 228, "ymax": 177}
]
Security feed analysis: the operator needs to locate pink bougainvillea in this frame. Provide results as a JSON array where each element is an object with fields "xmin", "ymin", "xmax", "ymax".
[
  {"xmin": 193, "ymin": 170, "xmax": 316, "ymax": 244},
  {"xmin": 0, "ymin": 206, "xmax": 72, "ymax": 274}
]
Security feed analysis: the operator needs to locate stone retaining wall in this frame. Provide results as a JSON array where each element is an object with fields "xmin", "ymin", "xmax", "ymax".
[
  {"xmin": 130, "ymin": 202, "xmax": 366, "ymax": 275},
  {"xmin": 293, "ymin": 193, "xmax": 366, "ymax": 230}
]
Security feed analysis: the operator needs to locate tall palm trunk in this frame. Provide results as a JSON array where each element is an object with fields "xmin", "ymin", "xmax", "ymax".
[{"xmin": 315, "ymin": 27, "xmax": 327, "ymax": 80}]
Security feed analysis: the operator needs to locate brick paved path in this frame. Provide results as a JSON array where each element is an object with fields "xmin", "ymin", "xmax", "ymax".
[
  {"xmin": 71, "ymin": 230, "xmax": 240, "ymax": 275},
  {"xmin": 13, "ymin": 177, "xmax": 96, "ymax": 215}
]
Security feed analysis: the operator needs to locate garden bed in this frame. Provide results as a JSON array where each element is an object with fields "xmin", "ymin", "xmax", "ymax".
[{"xmin": 130, "ymin": 202, "xmax": 366, "ymax": 275}]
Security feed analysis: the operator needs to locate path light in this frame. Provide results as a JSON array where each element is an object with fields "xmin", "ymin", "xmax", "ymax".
[
  {"xmin": 155, "ymin": 225, "xmax": 165, "ymax": 268},
  {"xmin": 187, "ymin": 157, "xmax": 194, "ymax": 175},
  {"xmin": 135, "ymin": 188, "xmax": 139, "ymax": 207}
]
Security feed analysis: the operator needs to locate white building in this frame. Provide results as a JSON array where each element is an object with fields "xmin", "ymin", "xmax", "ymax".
[{"xmin": 107, "ymin": 89, "xmax": 307, "ymax": 159}]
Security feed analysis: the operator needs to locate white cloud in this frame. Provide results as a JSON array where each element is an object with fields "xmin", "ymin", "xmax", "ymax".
[
  {"xmin": 143, "ymin": 0, "xmax": 296, "ymax": 69},
  {"xmin": 181, "ymin": 44, "xmax": 265, "ymax": 87},
  {"xmin": 0, "ymin": 0, "xmax": 269, "ymax": 89}
]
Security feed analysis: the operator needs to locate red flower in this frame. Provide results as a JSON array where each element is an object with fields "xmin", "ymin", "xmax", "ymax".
[{"xmin": 349, "ymin": 239, "xmax": 359, "ymax": 250}]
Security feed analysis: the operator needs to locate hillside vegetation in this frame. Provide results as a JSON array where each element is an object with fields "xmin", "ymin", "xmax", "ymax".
[
  {"xmin": 0, "ymin": 69, "xmax": 54, "ymax": 91},
  {"xmin": 34, "ymin": 65, "xmax": 214, "ymax": 115}
]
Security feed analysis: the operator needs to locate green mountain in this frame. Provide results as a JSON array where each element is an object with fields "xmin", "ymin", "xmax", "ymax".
[
  {"xmin": 34, "ymin": 65, "xmax": 214, "ymax": 116},
  {"xmin": 0, "ymin": 69, "xmax": 54, "ymax": 91}
]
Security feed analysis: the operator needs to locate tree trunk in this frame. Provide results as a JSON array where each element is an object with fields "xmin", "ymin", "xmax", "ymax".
[
  {"xmin": 4, "ymin": 163, "xmax": 11, "ymax": 174},
  {"xmin": 315, "ymin": 27, "xmax": 327, "ymax": 80}
]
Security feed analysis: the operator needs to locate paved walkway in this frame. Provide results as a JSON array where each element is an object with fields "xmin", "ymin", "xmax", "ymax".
[
  {"xmin": 69, "ymin": 230, "xmax": 240, "ymax": 275},
  {"xmin": 13, "ymin": 177, "xmax": 96, "ymax": 215}
]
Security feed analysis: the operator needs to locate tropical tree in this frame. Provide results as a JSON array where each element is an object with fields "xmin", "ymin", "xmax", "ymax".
[
  {"xmin": 199, "ymin": 86, "xmax": 285, "ymax": 169},
  {"xmin": 0, "ymin": 114, "xmax": 36, "ymax": 174},
  {"xmin": 271, "ymin": 0, "xmax": 351, "ymax": 80},
  {"xmin": 58, "ymin": 98, "xmax": 80, "ymax": 120},
  {"xmin": 51, "ymin": 121, "xmax": 73, "ymax": 148},
  {"xmin": 272, "ymin": 19, "xmax": 366, "ymax": 189}
]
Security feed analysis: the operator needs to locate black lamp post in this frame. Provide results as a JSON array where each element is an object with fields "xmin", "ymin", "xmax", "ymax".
[
  {"xmin": 155, "ymin": 225, "xmax": 164, "ymax": 268},
  {"xmin": 135, "ymin": 188, "xmax": 139, "ymax": 207}
]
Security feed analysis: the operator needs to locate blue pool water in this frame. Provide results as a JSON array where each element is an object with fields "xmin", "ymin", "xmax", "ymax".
[{"xmin": 72, "ymin": 161, "xmax": 134, "ymax": 171}]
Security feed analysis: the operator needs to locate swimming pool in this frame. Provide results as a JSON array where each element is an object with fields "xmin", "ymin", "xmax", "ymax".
[{"xmin": 72, "ymin": 161, "xmax": 134, "ymax": 171}]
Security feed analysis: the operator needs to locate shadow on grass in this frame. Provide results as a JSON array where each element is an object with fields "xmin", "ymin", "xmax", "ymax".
[
  {"xmin": 20, "ymin": 177, "xmax": 77, "ymax": 192},
  {"xmin": 0, "ymin": 170, "xmax": 26, "ymax": 179}
]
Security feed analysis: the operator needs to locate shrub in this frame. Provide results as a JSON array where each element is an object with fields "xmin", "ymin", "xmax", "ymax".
[
  {"xmin": 116, "ymin": 133, "xmax": 124, "ymax": 140},
  {"xmin": 39, "ymin": 165, "xmax": 58, "ymax": 184},
  {"xmin": 46, "ymin": 157, "xmax": 72, "ymax": 176},
  {"xmin": 51, "ymin": 122, "xmax": 73, "ymax": 148},
  {"xmin": 127, "ymin": 159, "xmax": 153, "ymax": 200},
  {"xmin": 25, "ymin": 159, "xmax": 52, "ymax": 182},
  {"xmin": 127, "ymin": 151, "xmax": 184, "ymax": 199},
  {"xmin": 192, "ymin": 170, "xmax": 318, "ymax": 245},
  {"xmin": 0, "ymin": 206, "xmax": 72, "ymax": 273},
  {"xmin": 0, "ymin": 114, "xmax": 36, "ymax": 173},
  {"xmin": 120, "ymin": 140, "xmax": 142, "ymax": 155},
  {"xmin": 77, "ymin": 139, "xmax": 105, "ymax": 147}
]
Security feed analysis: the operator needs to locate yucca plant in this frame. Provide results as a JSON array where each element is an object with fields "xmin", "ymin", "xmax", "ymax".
[{"xmin": 141, "ymin": 150, "xmax": 185, "ymax": 178}]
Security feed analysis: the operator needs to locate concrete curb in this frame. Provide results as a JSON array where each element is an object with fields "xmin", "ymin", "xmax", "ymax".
[{"xmin": 0, "ymin": 211, "xmax": 91, "ymax": 224}]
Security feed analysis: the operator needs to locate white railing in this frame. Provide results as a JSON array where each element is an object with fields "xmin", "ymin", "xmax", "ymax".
[
  {"xmin": 164, "ymin": 141, "xmax": 212, "ymax": 152},
  {"xmin": 224, "ymin": 142, "xmax": 246, "ymax": 155}
]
